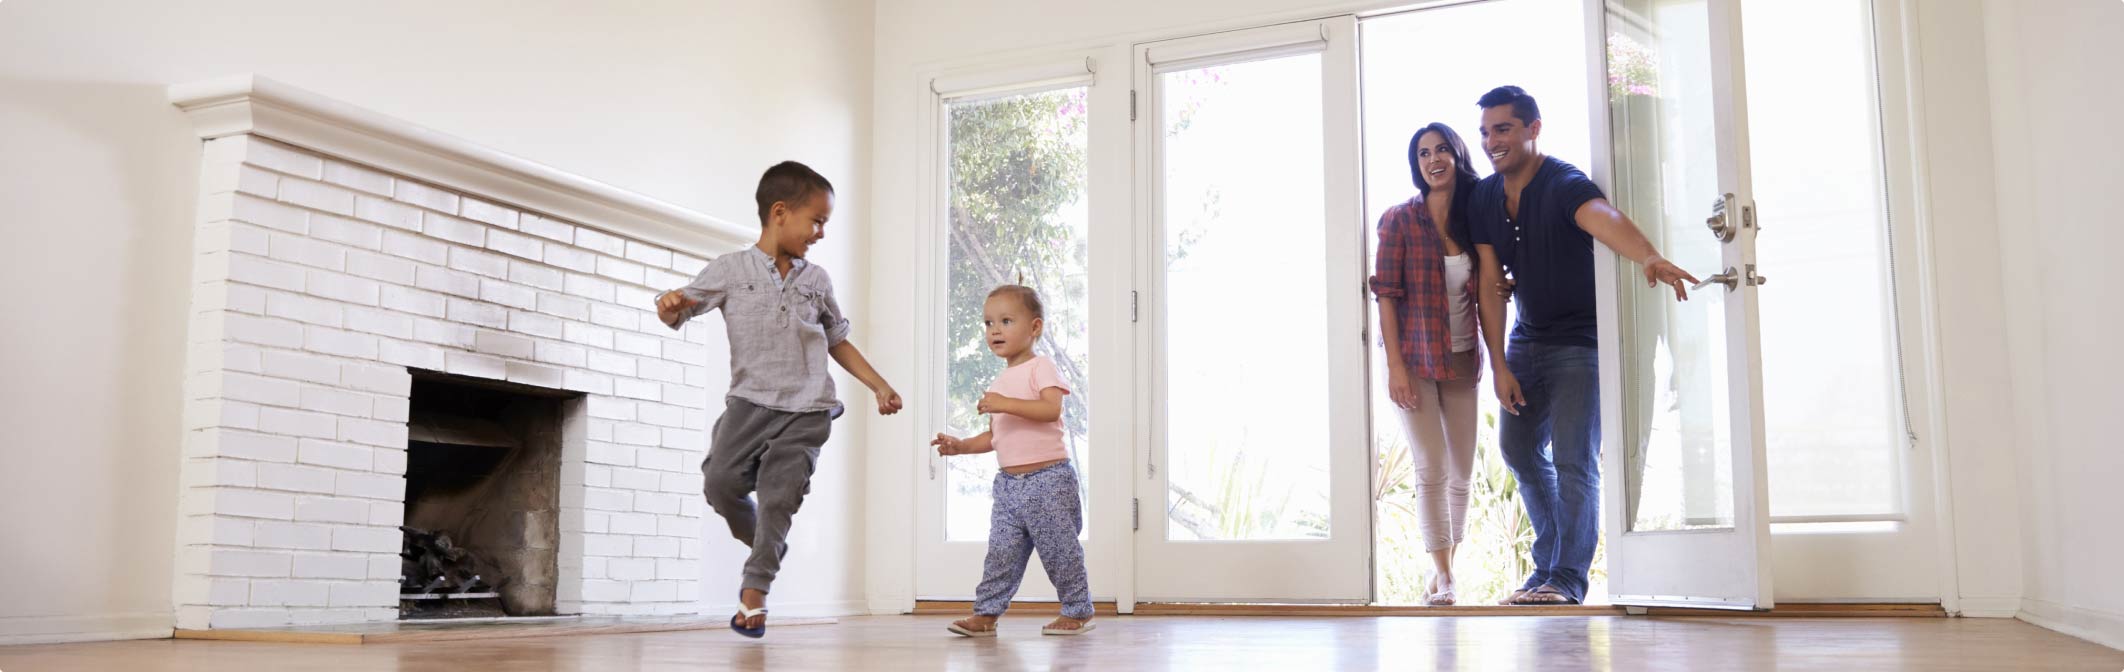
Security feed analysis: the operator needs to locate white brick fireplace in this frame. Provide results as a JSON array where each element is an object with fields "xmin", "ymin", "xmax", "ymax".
[{"xmin": 167, "ymin": 75, "xmax": 754, "ymax": 630}]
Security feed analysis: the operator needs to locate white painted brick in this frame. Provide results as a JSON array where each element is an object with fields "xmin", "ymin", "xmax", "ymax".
[
  {"xmin": 187, "ymin": 340, "xmax": 263, "ymax": 377},
  {"xmin": 293, "ymin": 553, "xmax": 368, "ymax": 580},
  {"xmin": 247, "ymin": 139, "xmax": 325, "ymax": 178},
  {"xmin": 623, "ymin": 241, "xmax": 672, "ymax": 269},
  {"xmin": 663, "ymin": 340, "xmax": 706, "ymax": 363},
  {"xmin": 595, "ymin": 256, "xmax": 646, "ymax": 285},
  {"xmin": 614, "ymin": 378, "xmax": 661, "ymax": 402},
  {"xmin": 583, "ymin": 533, "xmax": 633, "ymax": 558},
  {"xmin": 299, "ymin": 439, "xmax": 373, "ymax": 471},
  {"xmin": 521, "ymin": 213, "xmax": 574, "ymax": 242},
  {"xmin": 657, "ymin": 516, "xmax": 697, "ymax": 539},
  {"xmin": 563, "ymin": 273, "xmax": 616, "ymax": 303},
  {"xmin": 369, "ymin": 553, "xmax": 400, "ymax": 580},
  {"xmin": 354, "ymin": 195, "xmax": 424, "ymax": 231},
  {"xmin": 423, "ymin": 212, "xmax": 486, "ymax": 247},
  {"xmin": 585, "ymin": 487, "xmax": 633, "ymax": 513},
  {"xmin": 534, "ymin": 340, "xmax": 588, "ymax": 368},
  {"xmin": 223, "ymin": 315, "xmax": 305, "ymax": 351},
  {"xmin": 379, "ymin": 338, "xmax": 447, "ymax": 370},
  {"xmin": 256, "ymin": 463, "xmax": 339, "ymax": 497},
  {"xmin": 635, "ymin": 537, "xmax": 680, "ymax": 558},
  {"xmin": 573, "ymin": 228, "xmax": 626, "ymax": 256},
  {"xmin": 587, "ymin": 396, "xmax": 636, "ymax": 422},
  {"xmin": 543, "ymin": 244, "xmax": 598, "ymax": 274},
  {"xmin": 449, "ymin": 246, "xmax": 509, "ymax": 279},
  {"xmin": 680, "ymin": 537, "xmax": 703, "ymax": 560},
  {"xmin": 329, "ymin": 581, "xmax": 399, "ymax": 608},
  {"xmin": 417, "ymin": 264, "xmax": 481, "ymax": 299},
  {"xmin": 581, "ymin": 579, "xmax": 630, "ymax": 601},
  {"xmin": 250, "ymin": 579, "xmax": 331, "ymax": 607},
  {"xmin": 253, "ymin": 521, "xmax": 334, "ymax": 550},
  {"xmin": 661, "ymin": 472, "xmax": 699, "ymax": 496},
  {"xmin": 383, "ymin": 229, "xmax": 447, "ymax": 264},
  {"xmin": 660, "ymin": 428, "xmax": 703, "ymax": 451},
  {"xmin": 445, "ymin": 350, "xmax": 507, "ymax": 379},
  {"xmin": 295, "ymin": 496, "xmax": 369, "ymax": 525},
  {"xmin": 608, "ymin": 558, "xmax": 656, "ymax": 581},
  {"xmin": 342, "ymin": 305, "xmax": 415, "ymax": 340},
  {"xmin": 506, "ymin": 360, "xmax": 564, "ymax": 388},
  {"xmin": 564, "ymin": 322, "xmax": 616, "ymax": 350},
  {"xmin": 299, "ymin": 386, "xmax": 373, "ymax": 418},
  {"xmin": 266, "ymin": 291, "xmax": 344, "ymax": 327},
  {"xmin": 663, "ymin": 384, "xmax": 706, "ymax": 408},
  {"xmin": 224, "ymin": 281, "xmax": 270, "ymax": 315},
  {"xmin": 507, "ymin": 310, "xmax": 563, "ymax": 339},
  {"xmin": 670, "ymin": 253, "xmax": 706, "ymax": 275},
  {"xmin": 609, "ymin": 512, "xmax": 657, "ymax": 535},
  {"xmin": 260, "ymin": 350, "xmax": 340, "ymax": 386},
  {"xmin": 381, "ymin": 284, "xmax": 448, "ymax": 318},
  {"xmin": 637, "ymin": 447, "xmax": 684, "ymax": 472},
  {"xmin": 309, "ymin": 214, "xmax": 384, "ymax": 250},
  {"xmin": 636, "ymin": 403, "xmax": 683, "ymax": 429},
  {"xmin": 613, "ymin": 423, "xmax": 661, "ymax": 447},
  {"xmin": 394, "ymin": 180, "xmax": 460, "ymax": 213},
  {"xmin": 537, "ymin": 293, "xmax": 592, "ymax": 321},
  {"xmin": 204, "ymin": 609, "xmax": 292, "ymax": 629},
  {"xmin": 182, "ymin": 576, "xmax": 253, "ymax": 607},
  {"xmin": 563, "ymin": 369, "xmax": 615, "ymax": 395},
  {"xmin": 332, "ymin": 525, "xmax": 401, "ymax": 553},
  {"xmin": 305, "ymin": 269, "xmax": 382, "ymax": 306},
  {"xmin": 635, "ymin": 492, "xmax": 681, "ymax": 515},
  {"xmin": 342, "ymin": 364, "xmax": 411, "ymax": 397},
  {"xmin": 340, "ymin": 418, "xmax": 408, "ymax": 448},
  {"xmin": 181, "ymin": 514, "xmax": 256, "ymax": 547},
  {"xmin": 643, "ymin": 268, "xmax": 688, "ymax": 291},
  {"xmin": 290, "ymin": 608, "xmax": 371, "ymax": 626},
  {"xmin": 655, "ymin": 558, "xmax": 694, "ymax": 580},
  {"xmin": 635, "ymin": 358, "xmax": 683, "ymax": 384},
  {"xmin": 586, "ymin": 442, "xmax": 634, "ymax": 467},
  {"xmin": 459, "ymin": 197, "xmax": 520, "ymax": 229},
  {"xmin": 610, "ymin": 468, "xmax": 660, "ymax": 492},
  {"xmin": 415, "ymin": 318, "xmax": 477, "ymax": 348},
  {"xmin": 205, "ymin": 429, "xmax": 298, "ymax": 462},
  {"xmin": 334, "ymin": 472, "xmax": 404, "ymax": 500},
  {"xmin": 373, "ymin": 397, "xmax": 410, "ymax": 423},
  {"xmin": 486, "ymin": 228, "xmax": 542, "ymax": 260},
  {"xmin": 614, "ymin": 333, "xmax": 663, "ymax": 358},
  {"xmin": 589, "ymin": 303, "xmax": 640, "ymax": 333},
  {"xmin": 586, "ymin": 349, "xmax": 637, "ymax": 377},
  {"xmin": 507, "ymin": 261, "xmax": 565, "ymax": 291},
  {"xmin": 445, "ymin": 298, "xmax": 508, "ymax": 330},
  {"xmin": 587, "ymin": 418, "xmax": 616, "ymax": 442},
  {"xmin": 236, "ymin": 165, "xmax": 281, "ymax": 198},
  {"xmin": 228, "ymin": 253, "xmax": 308, "ymax": 292},
  {"xmin": 372, "ymin": 448, "xmax": 407, "ymax": 476},
  {"xmin": 613, "ymin": 285, "xmax": 658, "ymax": 315},
  {"xmin": 675, "ymin": 578, "xmax": 700, "ymax": 601},
  {"xmin": 585, "ymin": 465, "xmax": 613, "ymax": 488},
  {"xmin": 583, "ymin": 511, "xmax": 611, "ymax": 533},
  {"xmin": 260, "ymin": 407, "xmax": 339, "ymax": 440},
  {"xmin": 215, "ymin": 488, "xmax": 296, "ymax": 520},
  {"xmin": 233, "ymin": 194, "xmax": 310, "ymax": 234},
  {"xmin": 479, "ymin": 278, "xmax": 537, "ymax": 310},
  {"xmin": 278, "ymin": 178, "xmax": 356, "ymax": 215},
  {"xmin": 474, "ymin": 330, "xmax": 536, "ymax": 359},
  {"xmin": 182, "ymin": 457, "xmax": 256, "ymax": 488},
  {"xmin": 323, "ymin": 161, "xmax": 394, "ymax": 196},
  {"xmin": 305, "ymin": 327, "xmax": 379, "ymax": 359},
  {"xmin": 346, "ymin": 250, "xmax": 416, "ymax": 285},
  {"xmin": 268, "ymin": 231, "xmax": 347, "ymax": 271}
]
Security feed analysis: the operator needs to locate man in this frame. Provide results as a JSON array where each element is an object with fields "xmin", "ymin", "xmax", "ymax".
[{"xmin": 1467, "ymin": 85, "xmax": 1696, "ymax": 605}]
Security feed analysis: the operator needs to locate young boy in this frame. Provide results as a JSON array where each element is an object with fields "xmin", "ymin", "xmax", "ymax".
[{"xmin": 654, "ymin": 161, "xmax": 902, "ymax": 638}]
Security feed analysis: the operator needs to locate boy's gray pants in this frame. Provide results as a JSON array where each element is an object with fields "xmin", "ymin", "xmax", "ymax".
[{"xmin": 701, "ymin": 398, "xmax": 834, "ymax": 594}]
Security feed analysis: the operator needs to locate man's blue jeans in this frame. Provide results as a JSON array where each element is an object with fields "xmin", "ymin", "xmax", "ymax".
[{"xmin": 1496, "ymin": 340, "xmax": 1601, "ymax": 603}]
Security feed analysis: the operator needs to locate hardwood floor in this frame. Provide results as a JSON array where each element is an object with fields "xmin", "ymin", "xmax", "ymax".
[{"xmin": 3, "ymin": 614, "xmax": 2118, "ymax": 671}]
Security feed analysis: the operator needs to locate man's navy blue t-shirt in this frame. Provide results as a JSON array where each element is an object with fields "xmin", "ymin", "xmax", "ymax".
[{"xmin": 1469, "ymin": 156, "xmax": 1606, "ymax": 348}]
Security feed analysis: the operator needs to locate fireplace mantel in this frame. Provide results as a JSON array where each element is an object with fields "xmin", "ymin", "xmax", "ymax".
[{"xmin": 168, "ymin": 74, "xmax": 753, "ymax": 256}]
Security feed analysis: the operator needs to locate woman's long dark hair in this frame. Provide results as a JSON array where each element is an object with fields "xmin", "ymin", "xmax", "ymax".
[{"xmin": 1408, "ymin": 122, "xmax": 1480, "ymax": 251}]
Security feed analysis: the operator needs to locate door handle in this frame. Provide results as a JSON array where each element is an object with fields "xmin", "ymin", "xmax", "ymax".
[{"xmin": 1692, "ymin": 267, "xmax": 1739, "ymax": 292}]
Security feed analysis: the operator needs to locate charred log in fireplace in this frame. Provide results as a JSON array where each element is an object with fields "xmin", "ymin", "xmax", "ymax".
[{"xmin": 399, "ymin": 526, "xmax": 492, "ymax": 595}]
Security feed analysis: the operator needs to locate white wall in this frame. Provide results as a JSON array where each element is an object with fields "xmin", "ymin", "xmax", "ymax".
[
  {"xmin": 0, "ymin": 0, "xmax": 874, "ymax": 643},
  {"xmin": 1975, "ymin": 0, "xmax": 2124, "ymax": 651}
]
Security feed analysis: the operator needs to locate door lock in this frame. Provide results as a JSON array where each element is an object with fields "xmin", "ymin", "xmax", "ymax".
[{"xmin": 1706, "ymin": 193, "xmax": 1737, "ymax": 242}]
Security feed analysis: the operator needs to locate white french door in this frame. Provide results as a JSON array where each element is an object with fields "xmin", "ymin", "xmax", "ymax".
[
  {"xmin": 1596, "ymin": 0, "xmax": 1774, "ymax": 609},
  {"xmin": 1131, "ymin": 16, "xmax": 1371, "ymax": 603}
]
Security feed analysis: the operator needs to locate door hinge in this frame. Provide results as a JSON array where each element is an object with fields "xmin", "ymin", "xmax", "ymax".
[
  {"xmin": 1131, "ymin": 498, "xmax": 1140, "ymax": 531},
  {"xmin": 1131, "ymin": 290, "xmax": 1139, "ymax": 323},
  {"xmin": 1129, "ymin": 90, "xmax": 1137, "ymax": 122}
]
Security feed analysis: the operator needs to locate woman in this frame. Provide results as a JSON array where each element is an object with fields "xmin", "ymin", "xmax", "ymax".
[{"xmin": 1369, "ymin": 122, "xmax": 1488, "ymax": 606}]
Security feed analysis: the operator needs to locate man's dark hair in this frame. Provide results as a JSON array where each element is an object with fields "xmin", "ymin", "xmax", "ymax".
[
  {"xmin": 755, "ymin": 161, "xmax": 834, "ymax": 225},
  {"xmin": 1477, "ymin": 85, "xmax": 1541, "ymax": 125}
]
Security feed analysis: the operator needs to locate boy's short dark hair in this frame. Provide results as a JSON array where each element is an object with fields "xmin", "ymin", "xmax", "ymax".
[
  {"xmin": 987, "ymin": 284, "xmax": 1045, "ymax": 319},
  {"xmin": 1477, "ymin": 85, "xmax": 1541, "ymax": 125},
  {"xmin": 755, "ymin": 161, "xmax": 835, "ymax": 225}
]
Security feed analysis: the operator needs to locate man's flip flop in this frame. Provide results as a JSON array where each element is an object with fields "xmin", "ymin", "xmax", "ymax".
[
  {"xmin": 730, "ymin": 606, "xmax": 768, "ymax": 638},
  {"xmin": 947, "ymin": 621, "xmax": 997, "ymax": 638},
  {"xmin": 1513, "ymin": 586, "xmax": 1580, "ymax": 605},
  {"xmin": 1041, "ymin": 620, "xmax": 1096, "ymax": 636}
]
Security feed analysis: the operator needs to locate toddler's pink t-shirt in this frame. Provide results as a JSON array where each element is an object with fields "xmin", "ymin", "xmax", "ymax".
[{"xmin": 987, "ymin": 356, "xmax": 1071, "ymax": 468}]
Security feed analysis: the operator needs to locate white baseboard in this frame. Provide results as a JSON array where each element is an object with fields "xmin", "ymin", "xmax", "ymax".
[
  {"xmin": 1954, "ymin": 596, "xmax": 2025, "ymax": 618},
  {"xmin": 868, "ymin": 594, "xmax": 914, "ymax": 615},
  {"xmin": 2018, "ymin": 598, "xmax": 2124, "ymax": 652},
  {"xmin": 0, "ymin": 613, "xmax": 172, "ymax": 646}
]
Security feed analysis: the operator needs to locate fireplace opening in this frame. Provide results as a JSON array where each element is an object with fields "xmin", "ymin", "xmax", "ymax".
[{"xmin": 400, "ymin": 371, "xmax": 580, "ymax": 619}]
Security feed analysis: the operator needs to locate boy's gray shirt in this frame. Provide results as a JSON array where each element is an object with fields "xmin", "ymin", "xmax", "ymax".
[{"xmin": 670, "ymin": 247, "xmax": 852, "ymax": 415}]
